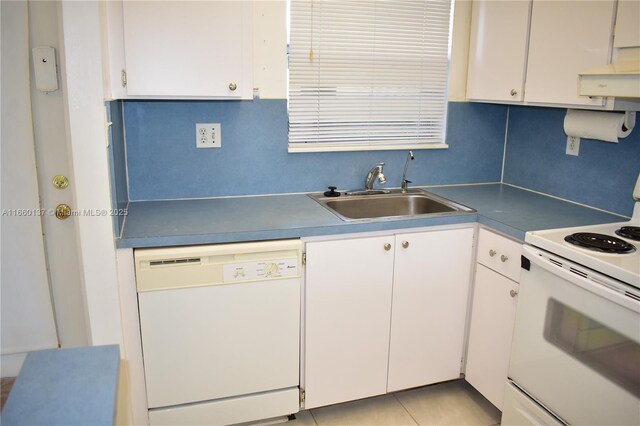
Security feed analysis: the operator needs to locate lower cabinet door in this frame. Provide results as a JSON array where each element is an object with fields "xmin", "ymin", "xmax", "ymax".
[
  {"xmin": 465, "ymin": 263, "xmax": 519, "ymax": 409},
  {"xmin": 387, "ymin": 227, "xmax": 474, "ymax": 392},
  {"xmin": 304, "ymin": 236, "xmax": 395, "ymax": 409}
]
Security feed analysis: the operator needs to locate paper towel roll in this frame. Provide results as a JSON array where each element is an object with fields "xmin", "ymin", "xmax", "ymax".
[{"xmin": 563, "ymin": 109, "xmax": 632, "ymax": 143}]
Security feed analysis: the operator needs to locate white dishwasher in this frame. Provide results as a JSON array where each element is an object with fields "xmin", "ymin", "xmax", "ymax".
[{"xmin": 135, "ymin": 240, "xmax": 302, "ymax": 426}]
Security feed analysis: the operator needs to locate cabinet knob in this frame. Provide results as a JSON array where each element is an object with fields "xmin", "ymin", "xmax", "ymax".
[
  {"xmin": 501, "ymin": 254, "xmax": 509, "ymax": 263},
  {"xmin": 510, "ymin": 89, "xmax": 518, "ymax": 96},
  {"xmin": 228, "ymin": 82, "xmax": 237, "ymax": 91},
  {"xmin": 384, "ymin": 243, "xmax": 391, "ymax": 251},
  {"xmin": 402, "ymin": 241, "xmax": 409, "ymax": 249},
  {"xmin": 510, "ymin": 289, "xmax": 519, "ymax": 298},
  {"xmin": 489, "ymin": 249, "xmax": 497, "ymax": 257}
]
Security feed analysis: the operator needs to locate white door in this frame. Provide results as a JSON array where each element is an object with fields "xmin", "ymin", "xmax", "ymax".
[
  {"xmin": 387, "ymin": 228, "xmax": 474, "ymax": 392},
  {"xmin": 1, "ymin": 1, "xmax": 58, "ymax": 375},
  {"xmin": 304, "ymin": 236, "xmax": 395, "ymax": 409},
  {"xmin": 1, "ymin": 1, "xmax": 89, "ymax": 376},
  {"xmin": 27, "ymin": 1, "xmax": 89, "ymax": 349}
]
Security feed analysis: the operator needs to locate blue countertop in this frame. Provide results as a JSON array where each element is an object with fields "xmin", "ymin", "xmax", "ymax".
[
  {"xmin": 117, "ymin": 184, "xmax": 625, "ymax": 248},
  {"xmin": 2, "ymin": 345, "xmax": 120, "ymax": 426},
  {"xmin": 426, "ymin": 184, "xmax": 625, "ymax": 239}
]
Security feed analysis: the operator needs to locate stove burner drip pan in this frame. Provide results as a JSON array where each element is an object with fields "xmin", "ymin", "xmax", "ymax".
[
  {"xmin": 564, "ymin": 232, "xmax": 636, "ymax": 254},
  {"xmin": 616, "ymin": 226, "xmax": 640, "ymax": 242}
]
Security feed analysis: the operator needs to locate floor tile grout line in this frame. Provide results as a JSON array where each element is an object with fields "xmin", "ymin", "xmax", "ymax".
[
  {"xmin": 392, "ymin": 392, "xmax": 420, "ymax": 426},
  {"xmin": 308, "ymin": 408, "xmax": 319, "ymax": 426}
]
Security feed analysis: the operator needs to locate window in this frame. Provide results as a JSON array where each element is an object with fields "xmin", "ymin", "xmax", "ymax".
[{"xmin": 288, "ymin": 0, "xmax": 453, "ymax": 153}]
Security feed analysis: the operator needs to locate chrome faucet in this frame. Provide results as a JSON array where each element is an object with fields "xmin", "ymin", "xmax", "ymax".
[
  {"xmin": 365, "ymin": 162, "xmax": 387, "ymax": 190},
  {"xmin": 401, "ymin": 151, "xmax": 414, "ymax": 193}
]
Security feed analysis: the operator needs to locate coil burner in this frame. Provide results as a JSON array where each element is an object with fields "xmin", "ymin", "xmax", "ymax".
[{"xmin": 564, "ymin": 232, "xmax": 636, "ymax": 254}]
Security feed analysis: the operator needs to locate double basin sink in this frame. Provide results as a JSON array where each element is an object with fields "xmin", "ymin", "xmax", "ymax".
[{"xmin": 309, "ymin": 188, "xmax": 475, "ymax": 222}]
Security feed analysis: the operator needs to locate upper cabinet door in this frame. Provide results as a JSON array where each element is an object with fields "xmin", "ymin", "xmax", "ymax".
[
  {"xmin": 614, "ymin": 0, "xmax": 640, "ymax": 48},
  {"xmin": 122, "ymin": 1, "xmax": 253, "ymax": 98},
  {"xmin": 525, "ymin": 0, "xmax": 615, "ymax": 106},
  {"xmin": 466, "ymin": 0, "xmax": 532, "ymax": 102}
]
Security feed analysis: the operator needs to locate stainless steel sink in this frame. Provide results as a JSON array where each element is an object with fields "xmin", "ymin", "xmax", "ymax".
[{"xmin": 309, "ymin": 189, "xmax": 475, "ymax": 221}]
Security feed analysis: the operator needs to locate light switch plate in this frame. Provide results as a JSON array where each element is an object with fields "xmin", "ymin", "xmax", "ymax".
[
  {"xmin": 196, "ymin": 123, "xmax": 221, "ymax": 148},
  {"xmin": 566, "ymin": 136, "xmax": 580, "ymax": 156}
]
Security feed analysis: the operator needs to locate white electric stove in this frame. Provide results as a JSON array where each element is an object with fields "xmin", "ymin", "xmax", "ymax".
[{"xmin": 502, "ymin": 175, "xmax": 640, "ymax": 426}]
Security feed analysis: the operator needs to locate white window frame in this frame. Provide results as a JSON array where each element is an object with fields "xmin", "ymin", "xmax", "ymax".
[{"xmin": 288, "ymin": 0, "xmax": 454, "ymax": 153}]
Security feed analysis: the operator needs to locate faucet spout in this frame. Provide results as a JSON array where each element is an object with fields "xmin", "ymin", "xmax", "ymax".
[
  {"xmin": 401, "ymin": 151, "xmax": 414, "ymax": 193},
  {"xmin": 365, "ymin": 163, "xmax": 386, "ymax": 190}
]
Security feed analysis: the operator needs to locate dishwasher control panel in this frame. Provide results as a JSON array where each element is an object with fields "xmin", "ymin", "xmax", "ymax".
[{"xmin": 223, "ymin": 259, "xmax": 298, "ymax": 282}]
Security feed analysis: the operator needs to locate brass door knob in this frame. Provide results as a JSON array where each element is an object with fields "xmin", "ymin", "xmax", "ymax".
[
  {"xmin": 510, "ymin": 289, "xmax": 519, "ymax": 298},
  {"xmin": 229, "ymin": 82, "xmax": 237, "ymax": 91},
  {"xmin": 52, "ymin": 175, "xmax": 69, "ymax": 189},
  {"xmin": 55, "ymin": 204, "xmax": 71, "ymax": 220},
  {"xmin": 384, "ymin": 243, "xmax": 391, "ymax": 251},
  {"xmin": 489, "ymin": 249, "xmax": 497, "ymax": 257},
  {"xmin": 510, "ymin": 89, "xmax": 518, "ymax": 96},
  {"xmin": 402, "ymin": 241, "xmax": 409, "ymax": 249},
  {"xmin": 501, "ymin": 255, "xmax": 509, "ymax": 263}
]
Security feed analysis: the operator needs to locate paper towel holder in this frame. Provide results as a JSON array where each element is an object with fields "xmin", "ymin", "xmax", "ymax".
[{"xmin": 622, "ymin": 111, "xmax": 636, "ymax": 133}]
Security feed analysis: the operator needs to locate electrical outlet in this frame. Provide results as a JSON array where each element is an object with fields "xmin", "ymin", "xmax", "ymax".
[
  {"xmin": 566, "ymin": 136, "xmax": 580, "ymax": 156},
  {"xmin": 195, "ymin": 123, "xmax": 222, "ymax": 148}
]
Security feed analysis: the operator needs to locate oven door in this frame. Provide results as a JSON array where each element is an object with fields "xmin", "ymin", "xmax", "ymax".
[{"xmin": 509, "ymin": 245, "xmax": 640, "ymax": 426}]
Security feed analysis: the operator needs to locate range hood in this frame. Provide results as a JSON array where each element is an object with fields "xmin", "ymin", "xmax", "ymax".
[{"xmin": 579, "ymin": 48, "xmax": 640, "ymax": 99}]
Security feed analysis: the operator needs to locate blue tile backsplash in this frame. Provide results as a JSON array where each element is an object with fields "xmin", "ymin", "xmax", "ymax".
[
  {"xmin": 110, "ymin": 99, "xmax": 639, "ymax": 218},
  {"xmin": 123, "ymin": 100, "xmax": 507, "ymax": 200},
  {"xmin": 503, "ymin": 106, "xmax": 640, "ymax": 217}
]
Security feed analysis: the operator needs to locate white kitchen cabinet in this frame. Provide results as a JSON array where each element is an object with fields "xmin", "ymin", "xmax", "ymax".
[
  {"xmin": 524, "ymin": 0, "xmax": 615, "ymax": 107},
  {"xmin": 304, "ymin": 235, "xmax": 395, "ymax": 409},
  {"xmin": 387, "ymin": 228, "xmax": 474, "ymax": 392},
  {"xmin": 104, "ymin": 0, "xmax": 253, "ymax": 99},
  {"xmin": 466, "ymin": 0, "xmax": 531, "ymax": 103},
  {"xmin": 465, "ymin": 228, "xmax": 522, "ymax": 410},
  {"xmin": 476, "ymin": 226, "xmax": 522, "ymax": 283},
  {"xmin": 304, "ymin": 226, "xmax": 474, "ymax": 408},
  {"xmin": 467, "ymin": 0, "xmax": 616, "ymax": 108}
]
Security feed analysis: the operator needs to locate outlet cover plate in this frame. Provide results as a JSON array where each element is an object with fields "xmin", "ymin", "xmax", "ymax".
[
  {"xmin": 196, "ymin": 123, "xmax": 221, "ymax": 148},
  {"xmin": 566, "ymin": 136, "xmax": 580, "ymax": 156}
]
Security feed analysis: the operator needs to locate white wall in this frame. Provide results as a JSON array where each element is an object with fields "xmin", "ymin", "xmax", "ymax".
[
  {"xmin": 449, "ymin": 0, "xmax": 472, "ymax": 101},
  {"xmin": 253, "ymin": 1, "xmax": 288, "ymax": 99},
  {"xmin": 58, "ymin": 0, "xmax": 124, "ymax": 348},
  {"xmin": 1, "ymin": 0, "xmax": 59, "ymax": 377}
]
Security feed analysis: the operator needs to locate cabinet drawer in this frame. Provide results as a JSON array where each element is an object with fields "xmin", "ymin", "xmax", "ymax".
[{"xmin": 477, "ymin": 228, "xmax": 522, "ymax": 282}]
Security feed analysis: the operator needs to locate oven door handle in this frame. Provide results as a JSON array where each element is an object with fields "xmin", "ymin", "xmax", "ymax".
[{"xmin": 522, "ymin": 245, "xmax": 640, "ymax": 312}]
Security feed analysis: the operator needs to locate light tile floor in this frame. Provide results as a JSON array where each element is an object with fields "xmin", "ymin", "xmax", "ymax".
[{"xmin": 291, "ymin": 380, "xmax": 501, "ymax": 426}]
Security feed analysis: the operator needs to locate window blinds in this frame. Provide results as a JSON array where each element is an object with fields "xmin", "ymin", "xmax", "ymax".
[{"xmin": 288, "ymin": 0, "xmax": 452, "ymax": 152}]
